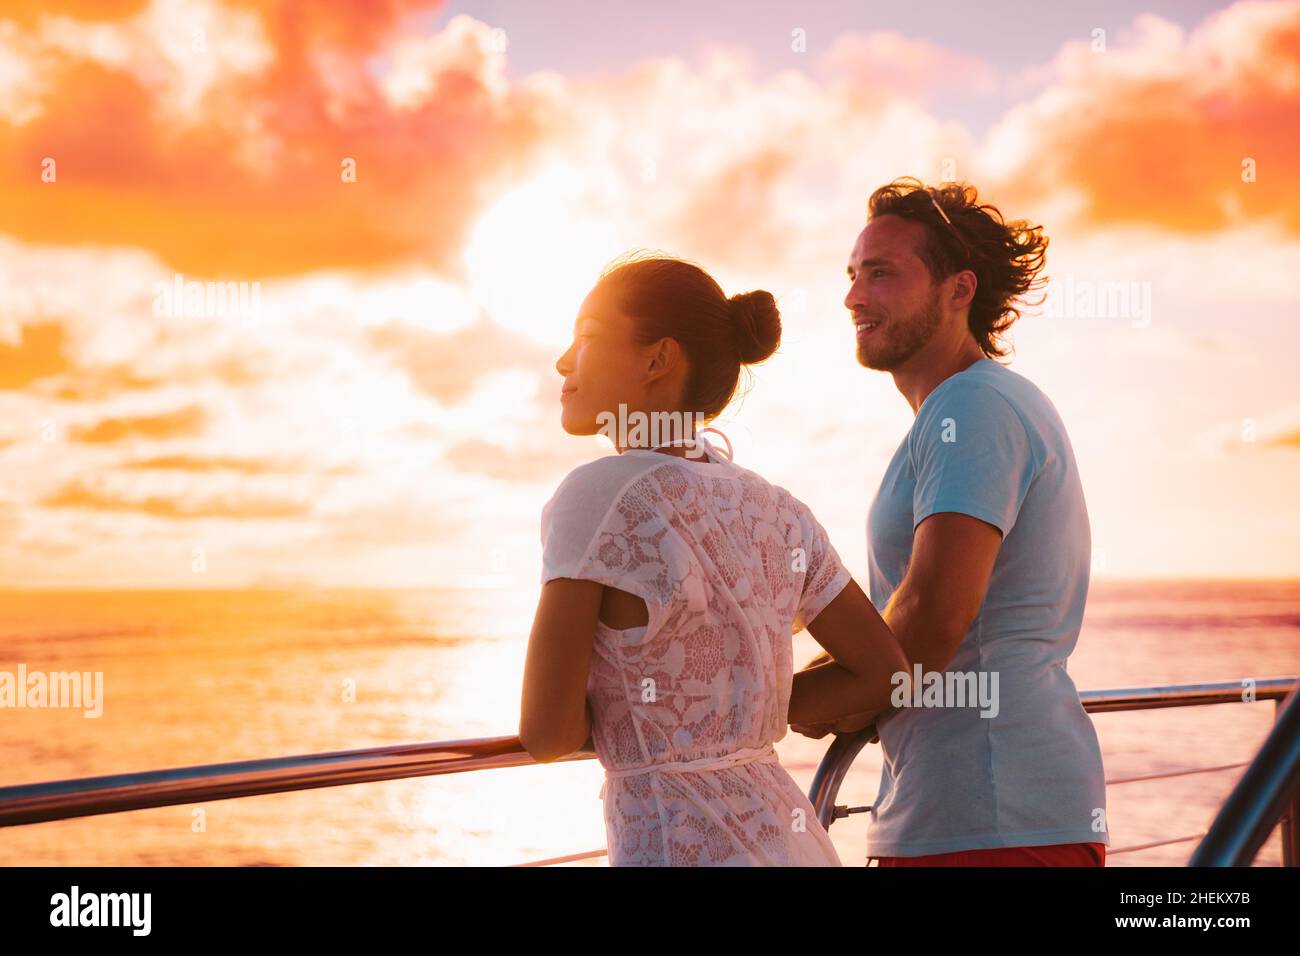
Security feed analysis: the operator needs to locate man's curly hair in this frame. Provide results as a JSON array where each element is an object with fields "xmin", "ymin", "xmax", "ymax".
[{"xmin": 867, "ymin": 177, "xmax": 1049, "ymax": 359}]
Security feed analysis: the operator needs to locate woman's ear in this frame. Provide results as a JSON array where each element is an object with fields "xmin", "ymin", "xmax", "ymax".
[{"xmin": 645, "ymin": 336, "xmax": 682, "ymax": 379}]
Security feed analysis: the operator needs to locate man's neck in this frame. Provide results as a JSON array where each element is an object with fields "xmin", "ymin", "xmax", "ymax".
[{"xmin": 891, "ymin": 338, "xmax": 988, "ymax": 414}]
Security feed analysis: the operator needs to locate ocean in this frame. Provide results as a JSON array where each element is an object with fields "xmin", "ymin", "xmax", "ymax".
[{"xmin": 1, "ymin": 580, "xmax": 1297, "ymax": 866}]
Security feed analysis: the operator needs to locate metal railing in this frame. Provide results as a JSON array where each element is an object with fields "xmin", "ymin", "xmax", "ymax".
[
  {"xmin": 1189, "ymin": 680, "xmax": 1300, "ymax": 866},
  {"xmin": 0, "ymin": 677, "xmax": 1296, "ymax": 866},
  {"xmin": 809, "ymin": 676, "xmax": 1300, "ymax": 866},
  {"xmin": 0, "ymin": 735, "xmax": 589, "ymax": 829}
]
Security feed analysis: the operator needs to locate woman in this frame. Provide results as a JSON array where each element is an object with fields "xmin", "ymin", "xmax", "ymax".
[{"xmin": 519, "ymin": 252, "xmax": 908, "ymax": 866}]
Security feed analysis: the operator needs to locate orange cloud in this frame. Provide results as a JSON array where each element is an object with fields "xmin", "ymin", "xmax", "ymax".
[
  {"xmin": 118, "ymin": 453, "xmax": 357, "ymax": 474},
  {"xmin": 818, "ymin": 31, "xmax": 998, "ymax": 102},
  {"xmin": 0, "ymin": 3, "xmax": 558, "ymax": 277},
  {"xmin": 0, "ymin": 321, "xmax": 69, "ymax": 387},
  {"xmin": 69, "ymin": 404, "xmax": 207, "ymax": 443},
  {"xmin": 443, "ymin": 436, "xmax": 593, "ymax": 483},
  {"xmin": 1, "ymin": 1, "xmax": 148, "ymax": 26},
  {"xmin": 45, "ymin": 342, "xmax": 283, "ymax": 401},
  {"xmin": 49, "ymin": 365, "xmax": 163, "ymax": 400},
  {"xmin": 303, "ymin": 490, "xmax": 467, "ymax": 548},
  {"xmin": 40, "ymin": 476, "xmax": 310, "ymax": 518},
  {"xmin": 988, "ymin": 1, "xmax": 1300, "ymax": 234},
  {"xmin": 368, "ymin": 314, "xmax": 556, "ymax": 404},
  {"xmin": 670, "ymin": 147, "xmax": 800, "ymax": 266}
]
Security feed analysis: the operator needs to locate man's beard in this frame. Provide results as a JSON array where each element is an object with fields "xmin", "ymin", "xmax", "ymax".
[{"xmin": 857, "ymin": 287, "xmax": 943, "ymax": 371}]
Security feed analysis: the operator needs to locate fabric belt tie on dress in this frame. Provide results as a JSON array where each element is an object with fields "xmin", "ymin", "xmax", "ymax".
[{"xmin": 598, "ymin": 743, "xmax": 779, "ymax": 800}]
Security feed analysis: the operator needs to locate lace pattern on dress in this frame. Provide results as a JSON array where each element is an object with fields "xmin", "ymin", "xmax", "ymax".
[{"xmin": 541, "ymin": 451, "xmax": 853, "ymax": 865}]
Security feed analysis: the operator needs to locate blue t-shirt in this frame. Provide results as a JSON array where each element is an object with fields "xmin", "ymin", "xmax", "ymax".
[{"xmin": 865, "ymin": 358, "xmax": 1109, "ymax": 856}]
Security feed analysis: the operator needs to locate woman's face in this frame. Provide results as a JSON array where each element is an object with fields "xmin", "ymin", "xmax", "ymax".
[{"xmin": 555, "ymin": 286, "xmax": 662, "ymax": 440}]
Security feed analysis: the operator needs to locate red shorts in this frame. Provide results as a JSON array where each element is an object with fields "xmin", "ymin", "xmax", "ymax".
[{"xmin": 871, "ymin": 842, "xmax": 1105, "ymax": 867}]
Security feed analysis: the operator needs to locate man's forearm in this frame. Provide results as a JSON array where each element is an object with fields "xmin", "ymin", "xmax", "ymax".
[
  {"xmin": 879, "ymin": 576, "xmax": 969, "ymax": 673},
  {"xmin": 803, "ymin": 578, "xmax": 962, "ymax": 674}
]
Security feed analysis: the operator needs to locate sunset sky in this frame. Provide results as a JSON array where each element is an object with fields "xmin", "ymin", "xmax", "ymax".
[{"xmin": 0, "ymin": 0, "xmax": 1297, "ymax": 588}]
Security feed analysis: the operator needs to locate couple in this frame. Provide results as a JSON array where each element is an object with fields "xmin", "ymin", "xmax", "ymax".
[{"xmin": 519, "ymin": 177, "xmax": 1108, "ymax": 867}]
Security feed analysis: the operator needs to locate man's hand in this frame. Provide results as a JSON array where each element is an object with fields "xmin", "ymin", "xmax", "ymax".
[
  {"xmin": 790, "ymin": 721, "xmax": 834, "ymax": 739},
  {"xmin": 791, "ymin": 711, "xmax": 876, "ymax": 740}
]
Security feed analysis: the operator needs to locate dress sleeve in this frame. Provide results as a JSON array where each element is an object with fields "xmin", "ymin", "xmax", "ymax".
[
  {"xmin": 910, "ymin": 379, "xmax": 1041, "ymax": 537},
  {"xmin": 539, "ymin": 465, "xmax": 607, "ymax": 586},
  {"xmin": 538, "ymin": 460, "xmax": 666, "ymax": 608},
  {"xmin": 792, "ymin": 502, "xmax": 853, "ymax": 633}
]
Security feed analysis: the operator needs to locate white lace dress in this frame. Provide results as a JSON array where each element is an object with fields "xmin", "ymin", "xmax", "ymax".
[{"xmin": 539, "ymin": 437, "xmax": 852, "ymax": 866}]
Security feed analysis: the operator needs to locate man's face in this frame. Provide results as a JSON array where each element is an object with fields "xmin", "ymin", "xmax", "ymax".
[{"xmin": 843, "ymin": 214, "xmax": 944, "ymax": 371}]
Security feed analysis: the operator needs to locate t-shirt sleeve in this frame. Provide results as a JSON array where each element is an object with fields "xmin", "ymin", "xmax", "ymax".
[
  {"xmin": 792, "ymin": 502, "xmax": 853, "ymax": 633},
  {"xmin": 910, "ymin": 380, "xmax": 1040, "ymax": 537},
  {"xmin": 538, "ymin": 460, "xmax": 663, "ymax": 607}
]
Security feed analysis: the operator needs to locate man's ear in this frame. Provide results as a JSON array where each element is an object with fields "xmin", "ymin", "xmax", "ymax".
[{"xmin": 951, "ymin": 269, "xmax": 977, "ymax": 309}]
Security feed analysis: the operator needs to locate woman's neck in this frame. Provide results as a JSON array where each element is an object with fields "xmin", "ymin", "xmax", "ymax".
[{"xmin": 618, "ymin": 435, "xmax": 705, "ymax": 459}]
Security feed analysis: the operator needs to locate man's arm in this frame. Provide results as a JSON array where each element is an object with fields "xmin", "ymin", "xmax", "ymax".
[
  {"xmin": 876, "ymin": 510, "xmax": 1003, "ymax": 672},
  {"xmin": 793, "ymin": 511, "xmax": 1002, "ymax": 735}
]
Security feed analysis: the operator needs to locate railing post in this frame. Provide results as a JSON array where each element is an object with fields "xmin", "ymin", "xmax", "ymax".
[
  {"xmin": 806, "ymin": 726, "xmax": 875, "ymax": 829},
  {"xmin": 1189, "ymin": 683, "xmax": 1300, "ymax": 866},
  {"xmin": 1279, "ymin": 696, "xmax": 1300, "ymax": 867}
]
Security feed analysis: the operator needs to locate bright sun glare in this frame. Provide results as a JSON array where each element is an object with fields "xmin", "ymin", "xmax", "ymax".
[{"xmin": 463, "ymin": 165, "xmax": 621, "ymax": 345}]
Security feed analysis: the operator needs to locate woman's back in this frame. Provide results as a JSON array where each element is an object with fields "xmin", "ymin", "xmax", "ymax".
[{"xmin": 540, "ymin": 437, "xmax": 851, "ymax": 865}]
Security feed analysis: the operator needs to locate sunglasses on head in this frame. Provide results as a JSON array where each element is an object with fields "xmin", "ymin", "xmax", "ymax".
[{"xmin": 925, "ymin": 190, "xmax": 971, "ymax": 268}]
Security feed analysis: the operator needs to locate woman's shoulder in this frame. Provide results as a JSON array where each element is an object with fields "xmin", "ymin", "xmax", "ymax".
[
  {"xmin": 543, "ymin": 453, "xmax": 662, "ymax": 521},
  {"xmin": 714, "ymin": 464, "xmax": 815, "ymax": 539},
  {"xmin": 552, "ymin": 452, "xmax": 660, "ymax": 494},
  {"xmin": 743, "ymin": 468, "xmax": 803, "ymax": 513}
]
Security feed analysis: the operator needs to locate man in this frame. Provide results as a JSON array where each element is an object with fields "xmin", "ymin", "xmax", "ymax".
[{"xmin": 794, "ymin": 177, "xmax": 1108, "ymax": 866}]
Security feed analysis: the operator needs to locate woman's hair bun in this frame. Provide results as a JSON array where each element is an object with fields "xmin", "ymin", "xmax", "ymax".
[{"xmin": 727, "ymin": 290, "xmax": 781, "ymax": 364}]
